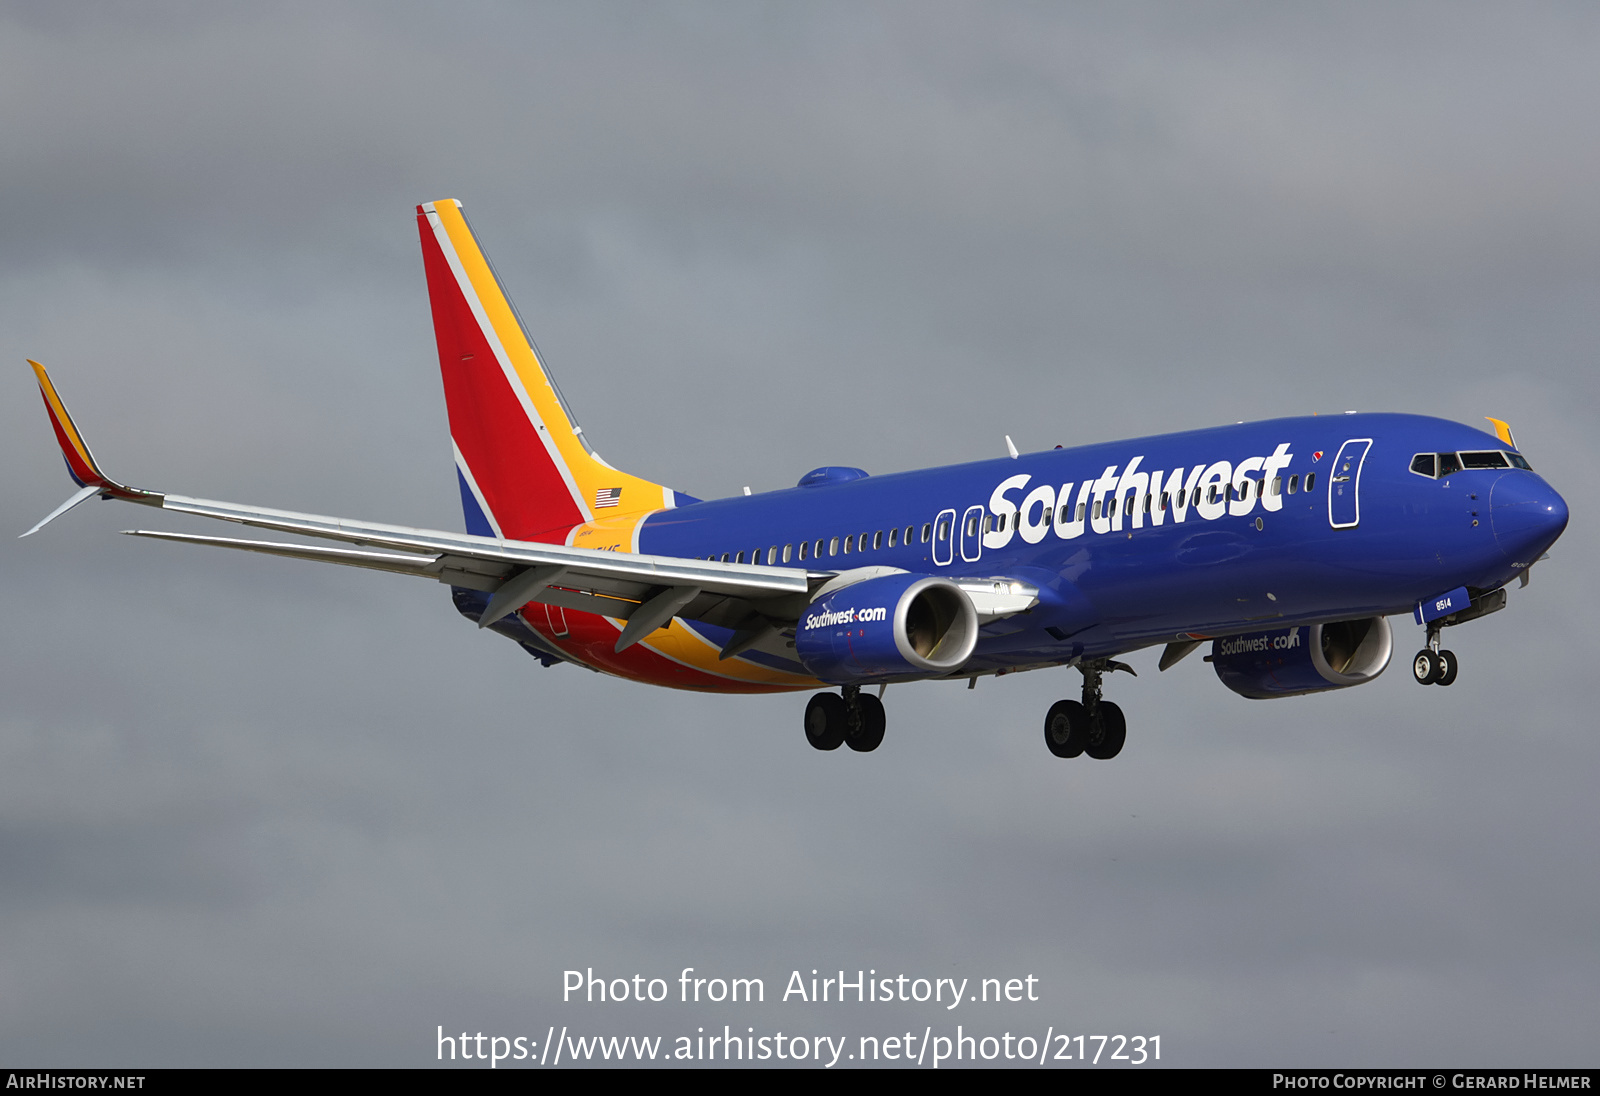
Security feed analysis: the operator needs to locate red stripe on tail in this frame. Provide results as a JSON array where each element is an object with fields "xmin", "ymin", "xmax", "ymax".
[{"xmin": 418, "ymin": 211, "xmax": 584, "ymax": 542}]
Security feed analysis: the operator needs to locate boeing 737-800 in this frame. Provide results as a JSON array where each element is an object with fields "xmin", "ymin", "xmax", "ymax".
[{"xmin": 24, "ymin": 200, "xmax": 1570, "ymax": 759}]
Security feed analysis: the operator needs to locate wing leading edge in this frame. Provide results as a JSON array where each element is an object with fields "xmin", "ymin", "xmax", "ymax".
[{"xmin": 24, "ymin": 361, "xmax": 811, "ymax": 653}]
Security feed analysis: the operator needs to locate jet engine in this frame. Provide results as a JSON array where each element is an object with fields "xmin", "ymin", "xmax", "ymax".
[
  {"xmin": 1211, "ymin": 616, "xmax": 1393, "ymax": 699},
  {"xmin": 794, "ymin": 573, "xmax": 978, "ymax": 684}
]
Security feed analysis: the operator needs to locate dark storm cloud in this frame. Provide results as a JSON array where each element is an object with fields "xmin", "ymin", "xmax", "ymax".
[{"xmin": 2, "ymin": 0, "xmax": 1597, "ymax": 1067}]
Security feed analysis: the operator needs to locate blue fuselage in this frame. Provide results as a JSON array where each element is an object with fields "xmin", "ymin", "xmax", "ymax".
[{"xmin": 637, "ymin": 414, "xmax": 1568, "ymax": 671}]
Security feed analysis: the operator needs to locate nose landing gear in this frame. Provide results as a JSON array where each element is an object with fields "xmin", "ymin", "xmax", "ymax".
[
  {"xmin": 1043, "ymin": 660, "xmax": 1130, "ymax": 759},
  {"xmin": 804, "ymin": 685, "xmax": 886, "ymax": 753},
  {"xmin": 1411, "ymin": 623, "xmax": 1458, "ymax": 686}
]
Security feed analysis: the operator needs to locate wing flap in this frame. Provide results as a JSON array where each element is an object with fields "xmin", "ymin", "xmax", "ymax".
[{"xmin": 123, "ymin": 530, "xmax": 446, "ymax": 578}]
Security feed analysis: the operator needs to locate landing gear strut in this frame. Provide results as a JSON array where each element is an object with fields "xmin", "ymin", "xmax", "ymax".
[
  {"xmin": 805, "ymin": 686, "xmax": 886, "ymax": 753},
  {"xmin": 1043, "ymin": 660, "xmax": 1129, "ymax": 760},
  {"xmin": 1411, "ymin": 623, "xmax": 1458, "ymax": 687}
]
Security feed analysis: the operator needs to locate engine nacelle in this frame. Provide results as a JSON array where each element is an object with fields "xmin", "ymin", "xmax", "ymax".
[
  {"xmin": 1211, "ymin": 616, "xmax": 1393, "ymax": 699},
  {"xmin": 795, "ymin": 573, "xmax": 979, "ymax": 684}
]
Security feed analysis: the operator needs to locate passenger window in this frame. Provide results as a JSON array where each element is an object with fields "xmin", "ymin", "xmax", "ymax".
[
  {"xmin": 798, "ymin": 542, "xmax": 808, "ymax": 561},
  {"xmin": 1305, "ymin": 473, "xmax": 1316, "ymax": 492},
  {"xmin": 984, "ymin": 514, "xmax": 994, "ymax": 534},
  {"xmin": 908, "ymin": 525, "xmax": 918, "ymax": 544},
  {"xmin": 814, "ymin": 539, "xmax": 824, "ymax": 558},
  {"xmin": 720, "ymin": 553, "xmax": 730, "ymax": 562},
  {"xmin": 1270, "ymin": 476, "xmax": 1281, "ymax": 495},
  {"xmin": 1437, "ymin": 453, "xmax": 1461, "ymax": 476},
  {"xmin": 888, "ymin": 528, "xmax": 898, "ymax": 548},
  {"xmin": 735, "ymin": 551, "xmax": 744, "ymax": 564},
  {"xmin": 843, "ymin": 535, "xmax": 853, "ymax": 554},
  {"xmin": 1288, "ymin": 474, "xmax": 1299, "ymax": 494},
  {"xmin": 965, "ymin": 515, "xmax": 979, "ymax": 537},
  {"xmin": 829, "ymin": 537, "xmax": 839, "ymax": 557},
  {"xmin": 1160, "ymin": 492, "xmax": 1169, "ymax": 510},
  {"xmin": 1093, "ymin": 500, "xmax": 1102, "ymax": 521},
  {"xmin": 1077, "ymin": 502, "xmax": 1086, "ymax": 521},
  {"xmin": 783, "ymin": 544, "xmax": 792, "ymax": 563},
  {"xmin": 1143, "ymin": 494, "xmax": 1152, "ymax": 514},
  {"xmin": 873, "ymin": 531, "xmax": 883, "ymax": 550},
  {"xmin": 936, "ymin": 520, "xmax": 949, "ymax": 542}
]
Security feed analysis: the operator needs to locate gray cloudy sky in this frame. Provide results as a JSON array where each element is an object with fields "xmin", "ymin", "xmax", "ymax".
[{"xmin": 2, "ymin": 1, "xmax": 1596, "ymax": 1068}]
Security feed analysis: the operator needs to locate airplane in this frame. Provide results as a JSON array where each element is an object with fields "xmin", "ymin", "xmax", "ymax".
[{"xmin": 23, "ymin": 199, "xmax": 1571, "ymax": 759}]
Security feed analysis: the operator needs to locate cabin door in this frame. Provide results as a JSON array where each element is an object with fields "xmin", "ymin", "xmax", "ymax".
[
  {"xmin": 959, "ymin": 505, "xmax": 986, "ymax": 563},
  {"xmin": 1327, "ymin": 438, "xmax": 1372, "ymax": 529},
  {"xmin": 932, "ymin": 508, "xmax": 956, "ymax": 567}
]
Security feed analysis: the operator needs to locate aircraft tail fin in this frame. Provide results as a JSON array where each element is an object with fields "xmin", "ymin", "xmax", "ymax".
[{"xmin": 416, "ymin": 200, "xmax": 675, "ymax": 543}]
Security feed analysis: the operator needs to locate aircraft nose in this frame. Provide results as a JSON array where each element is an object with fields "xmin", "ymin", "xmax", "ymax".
[{"xmin": 1490, "ymin": 472, "xmax": 1569, "ymax": 564}]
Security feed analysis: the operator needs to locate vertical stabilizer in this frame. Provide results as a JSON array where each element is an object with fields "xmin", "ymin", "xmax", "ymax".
[{"xmin": 417, "ymin": 200, "xmax": 674, "ymax": 542}]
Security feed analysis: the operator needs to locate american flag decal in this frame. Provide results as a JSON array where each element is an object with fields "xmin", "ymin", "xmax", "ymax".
[{"xmin": 594, "ymin": 487, "xmax": 622, "ymax": 509}]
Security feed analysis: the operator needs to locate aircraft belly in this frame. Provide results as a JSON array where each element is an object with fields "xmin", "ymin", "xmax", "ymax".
[{"xmin": 521, "ymin": 606, "xmax": 817, "ymax": 694}]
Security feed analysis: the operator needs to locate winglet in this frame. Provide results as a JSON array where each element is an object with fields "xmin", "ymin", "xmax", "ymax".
[
  {"xmin": 1484, "ymin": 416, "xmax": 1517, "ymax": 448},
  {"xmin": 24, "ymin": 361, "xmax": 160, "ymax": 535},
  {"xmin": 31, "ymin": 360, "xmax": 114, "ymax": 490}
]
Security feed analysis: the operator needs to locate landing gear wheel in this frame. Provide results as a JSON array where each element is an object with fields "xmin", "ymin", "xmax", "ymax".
[
  {"xmin": 804, "ymin": 692, "xmax": 846, "ymax": 751},
  {"xmin": 1435, "ymin": 649, "xmax": 1458, "ymax": 687},
  {"xmin": 1044, "ymin": 700, "xmax": 1087, "ymax": 759},
  {"xmin": 1412, "ymin": 650, "xmax": 1441, "ymax": 685},
  {"xmin": 846, "ymin": 694, "xmax": 886, "ymax": 752},
  {"xmin": 1084, "ymin": 702, "xmax": 1127, "ymax": 760}
]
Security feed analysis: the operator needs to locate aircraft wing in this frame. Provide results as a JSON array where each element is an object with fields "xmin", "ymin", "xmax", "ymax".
[
  {"xmin": 25, "ymin": 361, "xmax": 1040, "ymax": 653},
  {"xmin": 122, "ymin": 493, "xmax": 815, "ymax": 645},
  {"xmin": 23, "ymin": 360, "xmax": 812, "ymax": 651}
]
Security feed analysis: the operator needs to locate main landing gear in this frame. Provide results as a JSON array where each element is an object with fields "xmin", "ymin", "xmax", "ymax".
[
  {"xmin": 1044, "ymin": 660, "xmax": 1131, "ymax": 760},
  {"xmin": 804, "ymin": 685, "xmax": 886, "ymax": 753},
  {"xmin": 1411, "ymin": 622, "xmax": 1459, "ymax": 687}
]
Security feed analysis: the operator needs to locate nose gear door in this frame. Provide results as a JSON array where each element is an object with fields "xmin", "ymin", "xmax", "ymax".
[{"xmin": 1328, "ymin": 438, "xmax": 1372, "ymax": 529}]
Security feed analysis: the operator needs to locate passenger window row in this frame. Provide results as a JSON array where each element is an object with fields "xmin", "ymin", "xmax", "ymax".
[
  {"xmin": 701, "ymin": 522, "xmax": 935, "ymax": 566},
  {"xmin": 1410, "ymin": 450, "xmax": 1532, "ymax": 478}
]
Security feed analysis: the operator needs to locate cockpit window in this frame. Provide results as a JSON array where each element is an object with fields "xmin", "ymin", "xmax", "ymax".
[{"xmin": 1411, "ymin": 450, "xmax": 1530, "ymax": 478}]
